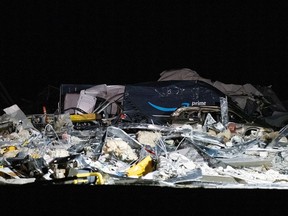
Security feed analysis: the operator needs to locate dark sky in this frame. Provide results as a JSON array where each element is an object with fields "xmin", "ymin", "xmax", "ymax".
[{"xmin": 1, "ymin": 1, "xmax": 288, "ymax": 113}]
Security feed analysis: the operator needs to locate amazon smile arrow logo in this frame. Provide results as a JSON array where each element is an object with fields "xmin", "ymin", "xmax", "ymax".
[{"xmin": 148, "ymin": 102, "xmax": 190, "ymax": 112}]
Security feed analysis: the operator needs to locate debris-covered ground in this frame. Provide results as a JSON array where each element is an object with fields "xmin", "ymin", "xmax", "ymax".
[{"xmin": 1, "ymin": 102, "xmax": 288, "ymax": 189}]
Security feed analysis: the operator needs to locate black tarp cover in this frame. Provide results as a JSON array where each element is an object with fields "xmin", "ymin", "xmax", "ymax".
[{"xmin": 123, "ymin": 80, "xmax": 226, "ymax": 124}]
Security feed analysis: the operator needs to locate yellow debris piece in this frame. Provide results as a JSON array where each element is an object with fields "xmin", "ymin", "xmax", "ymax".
[
  {"xmin": 0, "ymin": 146, "xmax": 17, "ymax": 154},
  {"xmin": 70, "ymin": 113, "xmax": 97, "ymax": 122},
  {"xmin": 75, "ymin": 172, "xmax": 104, "ymax": 185},
  {"xmin": 127, "ymin": 155, "xmax": 154, "ymax": 177}
]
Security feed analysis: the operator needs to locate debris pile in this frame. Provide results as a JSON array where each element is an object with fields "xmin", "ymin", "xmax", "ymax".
[{"xmin": 1, "ymin": 104, "xmax": 288, "ymax": 189}]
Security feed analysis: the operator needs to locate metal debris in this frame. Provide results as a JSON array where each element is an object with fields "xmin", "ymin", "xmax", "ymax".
[{"xmin": 1, "ymin": 102, "xmax": 288, "ymax": 189}]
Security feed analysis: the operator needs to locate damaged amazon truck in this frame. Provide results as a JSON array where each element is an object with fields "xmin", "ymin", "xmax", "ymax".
[
  {"xmin": 58, "ymin": 80, "xmax": 270, "ymax": 129},
  {"xmin": 122, "ymin": 80, "xmax": 228, "ymax": 125}
]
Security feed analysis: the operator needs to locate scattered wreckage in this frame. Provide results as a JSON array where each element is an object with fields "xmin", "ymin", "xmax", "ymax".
[{"xmin": 1, "ymin": 79, "xmax": 288, "ymax": 189}]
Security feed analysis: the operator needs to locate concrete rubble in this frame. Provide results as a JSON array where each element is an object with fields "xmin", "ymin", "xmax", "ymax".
[{"xmin": 1, "ymin": 103, "xmax": 288, "ymax": 189}]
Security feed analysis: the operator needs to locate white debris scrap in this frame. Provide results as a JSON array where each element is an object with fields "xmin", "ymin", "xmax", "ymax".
[
  {"xmin": 102, "ymin": 138, "xmax": 138, "ymax": 161},
  {"xmin": 156, "ymin": 152, "xmax": 197, "ymax": 180},
  {"xmin": 136, "ymin": 130, "xmax": 162, "ymax": 147}
]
